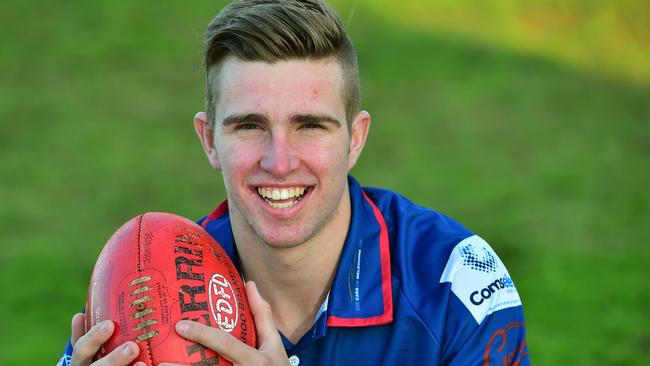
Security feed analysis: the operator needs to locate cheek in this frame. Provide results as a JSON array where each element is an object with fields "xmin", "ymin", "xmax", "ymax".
[
  {"xmin": 219, "ymin": 141, "xmax": 262, "ymax": 177},
  {"xmin": 296, "ymin": 138, "xmax": 349, "ymax": 173}
]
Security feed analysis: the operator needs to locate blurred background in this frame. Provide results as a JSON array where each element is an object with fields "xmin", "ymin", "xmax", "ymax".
[{"xmin": 1, "ymin": 1, "xmax": 648, "ymax": 364}]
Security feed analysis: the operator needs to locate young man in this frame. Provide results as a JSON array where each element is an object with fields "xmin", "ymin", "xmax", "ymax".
[{"xmin": 61, "ymin": 1, "xmax": 529, "ymax": 365}]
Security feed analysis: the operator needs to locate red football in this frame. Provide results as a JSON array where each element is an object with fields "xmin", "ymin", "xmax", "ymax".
[{"xmin": 85, "ymin": 212, "xmax": 256, "ymax": 365}]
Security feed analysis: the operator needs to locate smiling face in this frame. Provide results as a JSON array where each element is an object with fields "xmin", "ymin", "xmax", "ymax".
[{"xmin": 195, "ymin": 57, "xmax": 370, "ymax": 248}]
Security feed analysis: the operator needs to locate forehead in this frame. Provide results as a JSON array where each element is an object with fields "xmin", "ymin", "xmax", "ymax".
[{"xmin": 214, "ymin": 57, "xmax": 346, "ymax": 120}]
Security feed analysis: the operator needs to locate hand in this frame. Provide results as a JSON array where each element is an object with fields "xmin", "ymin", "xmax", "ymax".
[
  {"xmin": 161, "ymin": 281, "xmax": 289, "ymax": 366},
  {"xmin": 69, "ymin": 313, "xmax": 146, "ymax": 366}
]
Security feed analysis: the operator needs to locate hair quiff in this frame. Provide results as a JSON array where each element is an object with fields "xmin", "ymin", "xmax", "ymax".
[{"xmin": 202, "ymin": 0, "xmax": 360, "ymax": 128}]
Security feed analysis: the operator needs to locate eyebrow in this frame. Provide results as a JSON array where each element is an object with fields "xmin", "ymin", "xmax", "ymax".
[
  {"xmin": 291, "ymin": 114, "xmax": 341, "ymax": 127},
  {"xmin": 221, "ymin": 113, "xmax": 341, "ymax": 128},
  {"xmin": 222, "ymin": 113, "xmax": 267, "ymax": 127}
]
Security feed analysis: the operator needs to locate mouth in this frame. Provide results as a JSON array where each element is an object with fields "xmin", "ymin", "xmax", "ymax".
[{"xmin": 256, "ymin": 186, "xmax": 310, "ymax": 209}]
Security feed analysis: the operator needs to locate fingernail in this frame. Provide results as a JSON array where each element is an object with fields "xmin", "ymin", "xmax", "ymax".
[
  {"xmin": 99, "ymin": 320, "xmax": 110, "ymax": 332},
  {"xmin": 176, "ymin": 320, "xmax": 190, "ymax": 334},
  {"xmin": 122, "ymin": 342, "xmax": 134, "ymax": 356}
]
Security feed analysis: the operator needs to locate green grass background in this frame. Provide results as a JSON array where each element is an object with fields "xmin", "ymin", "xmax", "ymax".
[{"xmin": 1, "ymin": 1, "xmax": 648, "ymax": 365}]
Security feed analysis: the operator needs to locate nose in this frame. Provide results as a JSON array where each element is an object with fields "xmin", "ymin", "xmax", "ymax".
[{"xmin": 259, "ymin": 132, "xmax": 299, "ymax": 177}]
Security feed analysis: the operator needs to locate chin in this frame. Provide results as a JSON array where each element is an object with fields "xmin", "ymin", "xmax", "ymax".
[{"xmin": 257, "ymin": 228, "xmax": 313, "ymax": 249}]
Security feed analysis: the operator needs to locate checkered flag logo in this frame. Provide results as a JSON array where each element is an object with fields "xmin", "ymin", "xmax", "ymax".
[{"xmin": 459, "ymin": 244, "xmax": 498, "ymax": 273}]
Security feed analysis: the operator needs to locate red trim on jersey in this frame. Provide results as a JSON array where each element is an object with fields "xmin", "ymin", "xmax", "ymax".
[
  {"xmin": 200, "ymin": 200, "xmax": 229, "ymax": 229},
  {"xmin": 327, "ymin": 191, "xmax": 393, "ymax": 327}
]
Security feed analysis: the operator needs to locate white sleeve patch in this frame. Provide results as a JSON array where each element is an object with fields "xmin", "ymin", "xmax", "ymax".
[
  {"xmin": 56, "ymin": 354, "xmax": 71, "ymax": 366},
  {"xmin": 439, "ymin": 235, "xmax": 522, "ymax": 324}
]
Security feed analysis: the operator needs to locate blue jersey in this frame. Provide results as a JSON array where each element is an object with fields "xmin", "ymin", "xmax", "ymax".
[{"xmin": 58, "ymin": 175, "xmax": 529, "ymax": 365}]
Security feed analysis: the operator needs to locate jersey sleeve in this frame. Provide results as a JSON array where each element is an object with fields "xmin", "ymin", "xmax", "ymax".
[
  {"xmin": 56, "ymin": 338, "xmax": 74, "ymax": 366},
  {"xmin": 439, "ymin": 235, "xmax": 530, "ymax": 365}
]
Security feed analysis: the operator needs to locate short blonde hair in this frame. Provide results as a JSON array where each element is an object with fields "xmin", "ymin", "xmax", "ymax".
[{"xmin": 203, "ymin": 0, "xmax": 360, "ymax": 129}]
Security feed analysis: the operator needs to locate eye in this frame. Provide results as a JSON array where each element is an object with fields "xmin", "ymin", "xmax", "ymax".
[
  {"xmin": 235, "ymin": 123, "xmax": 261, "ymax": 130},
  {"xmin": 300, "ymin": 123, "xmax": 326, "ymax": 130}
]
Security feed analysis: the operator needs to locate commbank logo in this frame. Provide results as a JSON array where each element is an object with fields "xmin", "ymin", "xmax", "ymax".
[{"xmin": 469, "ymin": 275, "xmax": 516, "ymax": 305}]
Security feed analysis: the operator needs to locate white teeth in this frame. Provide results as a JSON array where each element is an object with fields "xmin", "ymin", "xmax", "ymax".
[
  {"xmin": 256, "ymin": 186, "xmax": 308, "ymax": 208},
  {"xmin": 268, "ymin": 200, "xmax": 297, "ymax": 209}
]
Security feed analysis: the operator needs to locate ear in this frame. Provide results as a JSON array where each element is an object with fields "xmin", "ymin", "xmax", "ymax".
[
  {"xmin": 193, "ymin": 112, "xmax": 222, "ymax": 170},
  {"xmin": 347, "ymin": 110, "xmax": 371, "ymax": 170}
]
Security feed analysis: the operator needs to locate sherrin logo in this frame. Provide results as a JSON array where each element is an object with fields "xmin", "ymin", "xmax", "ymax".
[
  {"xmin": 208, "ymin": 273, "xmax": 238, "ymax": 332},
  {"xmin": 469, "ymin": 275, "xmax": 516, "ymax": 305}
]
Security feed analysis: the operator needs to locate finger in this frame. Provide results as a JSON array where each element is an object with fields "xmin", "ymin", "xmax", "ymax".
[
  {"xmin": 71, "ymin": 313, "xmax": 86, "ymax": 346},
  {"xmin": 246, "ymin": 281, "xmax": 284, "ymax": 351},
  {"xmin": 173, "ymin": 320, "xmax": 259, "ymax": 364},
  {"xmin": 70, "ymin": 320, "xmax": 114, "ymax": 366},
  {"xmin": 91, "ymin": 341, "xmax": 141, "ymax": 366}
]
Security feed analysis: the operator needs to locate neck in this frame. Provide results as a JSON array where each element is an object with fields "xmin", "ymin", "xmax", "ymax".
[{"xmin": 232, "ymin": 193, "xmax": 351, "ymax": 344}]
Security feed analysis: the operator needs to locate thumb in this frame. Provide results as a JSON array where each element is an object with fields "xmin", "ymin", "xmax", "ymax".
[{"xmin": 245, "ymin": 281, "xmax": 283, "ymax": 350}]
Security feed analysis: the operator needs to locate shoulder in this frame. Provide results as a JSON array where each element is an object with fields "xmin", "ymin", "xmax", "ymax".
[
  {"xmin": 364, "ymin": 185, "xmax": 523, "ymax": 323},
  {"xmin": 363, "ymin": 186, "xmax": 528, "ymax": 362},
  {"xmin": 362, "ymin": 186, "xmax": 470, "ymax": 235},
  {"xmin": 362, "ymin": 185, "xmax": 474, "ymax": 275}
]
